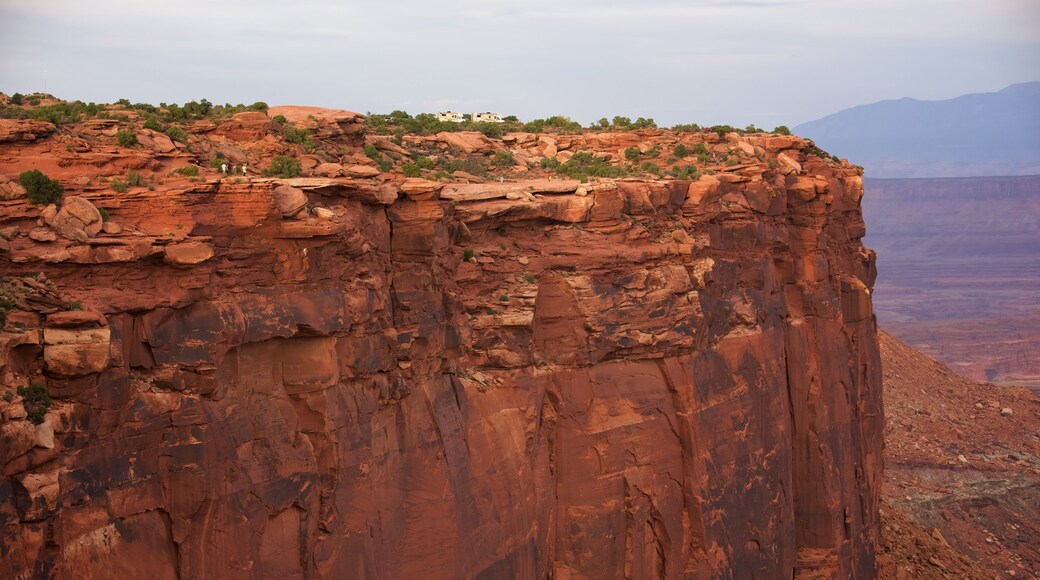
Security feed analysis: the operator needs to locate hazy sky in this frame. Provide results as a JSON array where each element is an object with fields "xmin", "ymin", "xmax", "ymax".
[{"xmin": 1, "ymin": 0, "xmax": 1037, "ymax": 128}]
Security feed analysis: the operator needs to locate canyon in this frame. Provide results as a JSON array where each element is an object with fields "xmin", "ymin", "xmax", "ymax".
[
  {"xmin": 3, "ymin": 99, "xmax": 880, "ymax": 577},
  {"xmin": 864, "ymin": 175, "xmax": 1040, "ymax": 391}
]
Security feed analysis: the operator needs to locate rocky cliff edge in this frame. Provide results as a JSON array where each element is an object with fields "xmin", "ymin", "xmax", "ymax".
[{"xmin": 0, "ymin": 103, "xmax": 881, "ymax": 578}]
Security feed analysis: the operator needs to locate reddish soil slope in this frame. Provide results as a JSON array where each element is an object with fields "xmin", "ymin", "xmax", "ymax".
[{"xmin": 879, "ymin": 330, "xmax": 1040, "ymax": 579}]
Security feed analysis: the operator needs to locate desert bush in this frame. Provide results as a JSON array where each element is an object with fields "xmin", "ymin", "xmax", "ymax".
[
  {"xmin": 17, "ymin": 383, "xmax": 51, "ymax": 425},
  {"xmin": 127, "ymin": 171, "xmax": 145, "ymax": 187},
  {"xmin": 624, "ymin": 147, "xmax": 641, "ymax": 163},
  {"xmin": 262, "ymin": 155, "xmax": 302, "ymax": 178},
  {"xmin": 641, "ymin": 161, "xmax": 662, "ymax": 176},
  {"xmin": 547, "ymin": 150, "xmax": 627, "ymax": 182},
  {"xmin": 773, "ymin": 125, "xmax": 791, "ymax": 135},
  {"xmin": 671, "ymin": 123, "xmax": 701, "ymax": 132},
  {"xmin": 164, "ymin": 126, "xmax": 187, "ymax": 143},
  {"xmin": 110, "ymin": 179, "xmax": 128, "ymax": 193},
  {"xmin": 285, "ymin": 126, "xmax": 315, "ymax": 150},
  {"xmin": 673, "ymin": 144, "xmax": 688, "ymax": 157},
  {"xmin": 401, "ymin": 163, "xmax": 422, "ymax": 177},
  {"xmin": 11, "ymin": 93, "xmax": 23, "ymax": 105},
  {"xmin": 143, "ymin": 117, "xmax": 162, "ymax": 131},
  {"xmin": 670, "ymin": 165, "xmax": 700, "ymax": 180},
  {"xmin": 171, "ymin": 165, "xmax": 199, "ymax": 177},
  {"xmin": 18, "ymin": 170, "xmax": 63, "ymax": 205},
  {"xmin": 491, "ymin": 150, "xmax": 515, "ymax": 167},
  {"xmin": 463, "ymin": 249, "xmax": 475, "ymax": 261},
  {"xmin": 116, "ymin": 130, "xmax": 137, "ymax": 147}
]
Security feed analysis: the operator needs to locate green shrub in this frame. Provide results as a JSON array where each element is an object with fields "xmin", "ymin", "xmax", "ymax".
[
  {"xmin": 127, "ymin": 170, "xmax": 145, "ymax": 187},
  {"xmin": 401, "ymin": 163, "xmax": 422, "ymax": 178},
  {"xmin": 474, "ymin": 122, "xmax": 504, "ymax": 139},
  {"xmin": 693, "ymin": 143, "xmax": 709, "ymax": 155},
  {"xmin": 624, "ymin": 147, "xmax": 641, "ymax": 163},
  {"xmin": 143, "ymin": 117, "xmax": 162, "ymax": 131},
  {"xmin": 2, "ymin": 391, "xmax": 12, "ymax": 402},
  {"xmin": 165, "ymin": 126, "xmax": 187, "ymax": 143},
  {"xmin": 249, "ymin": 102, "xmax": 268, "ymax": 112},
  {"xmin": 671, "ymin": 123, "xmax": 701, "ymax": 132},
  {"xmin": 491, "ymin": 150, "xmax": 515, "ymax": 167},
  {"xmin": 463, "ymin": 248, "xmax": 475, "ymax": 262},
  {"xmin": 116, "ymin": 130, "xmax": 137, "ymax": 147},
  {"xmin": 285, "ymin": 126, "xmax": 315, "ymax": 150},
  {"xmin": 670, "ymin": 165, "xmax": 701, "ymax": 180},
  {"xmin": 498, "ymin": 294, "xmax": 509, "ymax": 302},
  {"xmin": 17, "ymin": 383, "xmax": 51, "ymax": 425},
  {"xmin": 262, "ymin": 155, "xmax": 302, "ymax": 178},
  {"xmin": 545, "ymin": 150, "xmax": 627, "ymax": 182},
  {"xmin": 523, "ymin": 274, "xmax": 536, "ymax": 283},
  {"xmin": 110, "ymin": 179, "xmax": 128, "ymax": 193},
  {"xmin": 11, "ymin": 93, "xmax": 23, "ymax": 106},
  {"xmin": 18, "ymin": 170, "xmax": 63, "ymax": 205},
  {"xmin": 673, "ymin": 144, "xmax": 688, "ymax": 157},
  {"xmin": 273, "ymin": 114, "xmax": 287, "ymax": 124},
  {"xmin": 171, "ymin": 165, "xmax": 199, "ymax": 177},
  {"xmin": 773, "ymin": 125, "xmax": 791, "ymax": 135},
  {"xmin": 641, "ymin": 161, "xmax": 662, "ymax": 176},
  {"xmin": 97, "ymin": 208, "xmax": 109, "ymax": 221}
]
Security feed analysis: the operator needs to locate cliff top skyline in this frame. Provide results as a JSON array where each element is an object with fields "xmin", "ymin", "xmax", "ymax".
[{"xmin": 2, "ymin": 0, "xmax": 1037, "ymax": 129}]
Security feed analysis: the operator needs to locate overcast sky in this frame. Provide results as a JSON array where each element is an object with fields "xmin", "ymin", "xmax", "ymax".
[{"xmin": 1, "ymin": 0, "xmax": 1037, "ymax": 128}]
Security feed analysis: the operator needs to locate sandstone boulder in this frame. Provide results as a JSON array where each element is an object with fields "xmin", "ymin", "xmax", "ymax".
[
  {"xmin": 400, "ymin": 178, "xmax": 444, "ymax": 199},
  {"xmin": 777, "ymin": 152, "xmax": 802, "ymax": 175},
  {"xmin": 345, "ymin": 165, "xmax": 381, "ymax": 178},
  {"xmin": 0, "ymin": 119, "xmax": 56, "ymax": 142},
  {"xmin": 274, "ymin": 185, "xmax": 308, "ymax": 217},
  {"xmin": 436, "ymin": 131, "xmax": 497, "ymax": 154},
  {"xmin": 163, "ymin": 241, "xmax": 215, "ymax": 267},
  {"xmin": 29, "ymin": 228, "xmax": 57, "ymax": 243},
  {"xmin": 312, "ymin": 207, "xmax": 335, "ymax": 220},
  {"xmin": 47, "ymin": 310, "xmax": 107, "ymax": 328},
  {"xmin": 0, "ymin": 174, "xmax": 27, "ymax": 200},
  {"xmin": 42, "ymin": 326, "xmax": 111, "ymax": 377},
  {"xmin": 51, "ymin": 196, "xmax": 104, "ymax": 242},
  {"xmin": 314, "ymin": 162, "xmax": 345, "ymax": 177}
]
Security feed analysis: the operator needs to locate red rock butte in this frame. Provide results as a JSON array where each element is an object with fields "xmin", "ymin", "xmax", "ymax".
[{"xmin": 0, "ymin": 101, "xmax": 881, "ymax": 578}]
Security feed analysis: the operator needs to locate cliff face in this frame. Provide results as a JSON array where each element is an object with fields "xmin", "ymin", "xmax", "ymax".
[{"xmin": 0, "ymin": 110, "xmax": 881, "ymax": 578}]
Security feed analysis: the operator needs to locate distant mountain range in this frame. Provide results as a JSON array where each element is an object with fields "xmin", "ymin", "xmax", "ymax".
[{"xmin": 794, "ymin": 82, "xmax": 1040, "ymax": 178}]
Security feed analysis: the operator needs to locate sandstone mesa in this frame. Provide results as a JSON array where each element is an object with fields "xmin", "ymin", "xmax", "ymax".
[{"xmin": 0, "ymin": 98, "xmax": 880, "ymax": 578}]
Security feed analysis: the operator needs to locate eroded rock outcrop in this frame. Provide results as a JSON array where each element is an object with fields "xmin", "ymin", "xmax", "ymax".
[{"xmin": 0, "ymin": 116, "xmax": 881, "ymax": 579}]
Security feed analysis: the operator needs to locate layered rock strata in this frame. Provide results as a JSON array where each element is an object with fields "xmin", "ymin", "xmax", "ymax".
[{"xmin": 1, "ymin": 123, "xmax": 880, "ymax": 578}]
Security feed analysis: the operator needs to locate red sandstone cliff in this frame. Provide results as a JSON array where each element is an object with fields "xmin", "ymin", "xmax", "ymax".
[{"xmin": 0, "ymin": 103, "xmax": 881, "ymax": 578}]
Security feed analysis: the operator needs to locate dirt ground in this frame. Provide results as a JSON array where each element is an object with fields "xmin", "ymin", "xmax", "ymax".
[{"xmin": 877, "ymin": 330, "xmax": 1040, "ymax": 579}]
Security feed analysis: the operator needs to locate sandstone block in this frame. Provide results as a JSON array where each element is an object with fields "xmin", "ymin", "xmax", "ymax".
[
  {"xmin": 46, "ymin": 310, "xmax": 107, "ymax": 328},
  {"xmin": 44, "ymin": 341, "xmax": 111, "ymax": 376},
  {"xmin": 29, "ymin": 227, "xmax": 57, "ymax": 242},
  {"xmin": 274, "ymin": 185, "xmax": 308, "ymax": 217},
  {"xmin": 777, "ymin": 153, "xmax": 802, "ymax": 175},
  {"xmin": 163, "ymin": 241, "xmax": 215, "ymax": 267},
  {"xmin": 51, "ymin": 196, "xmax": 103, "ymax": 241},
  {"xmin": 0, "ymin": 174, "xmax": 27, "ymax": 200}
]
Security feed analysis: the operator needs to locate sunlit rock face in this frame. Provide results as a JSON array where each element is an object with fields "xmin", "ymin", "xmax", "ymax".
[{"xmin": 1, "ymin": 119, "xmax": 880, "ymax": 578}]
